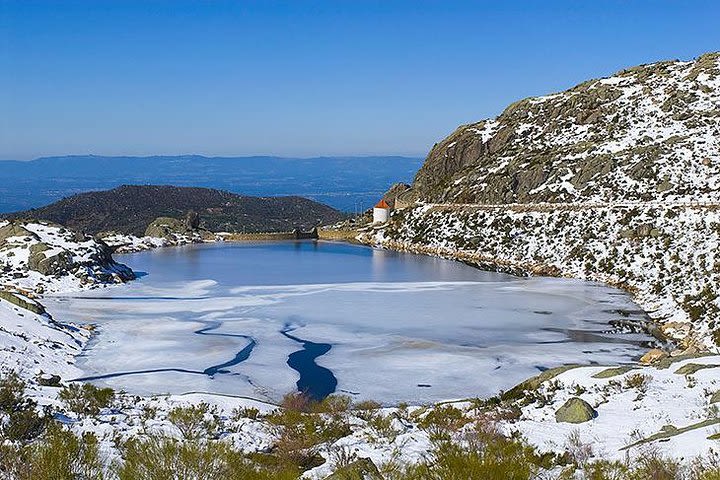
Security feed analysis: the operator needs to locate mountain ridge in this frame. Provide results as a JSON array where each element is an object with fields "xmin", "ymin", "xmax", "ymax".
[
  {"xmin": 364, "ymin": 52, "xmax": 720, "ymax": 350},
  {"xmin": 401, "ymin": 52, "xmax": 720, "ymax": 205}
]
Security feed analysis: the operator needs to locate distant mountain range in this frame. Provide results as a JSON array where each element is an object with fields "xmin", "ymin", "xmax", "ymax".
[
  {"xmin": 4, "ymin": 185, "xmax": 346, "ymax": 236},
  {"xmin": 0, "ymin": 155, "xmax": 423, "ymax": 213}
]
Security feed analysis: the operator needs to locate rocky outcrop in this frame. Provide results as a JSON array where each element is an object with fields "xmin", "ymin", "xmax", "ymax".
[
  {"xmin": 0, "ymin": 290, "xmax": 45, "ymax": 314},
  {"xmin": 363, "ymin": 53, "xmax": 720, "ymax": 350},
  {"xmin": 382, "ymin": 183, "xmax": 411, "ymax": 208},
  {"xmin": 27, "ymin": 243, "xmax": 73, "ymax": 276},
  {"xmin": 640, "ymin": 349, "xmax": 669, "ymax": 364},
  {"xmin": 403, "ymin": 52, "xmax": 720, "ymax": 204},
  {"xmin": 0, "ymin": 220, "xmax": 134, "ymax": 293},
  {"xmin": 145, "ymin": 217, "xmax": 215, "ymax": 243}
]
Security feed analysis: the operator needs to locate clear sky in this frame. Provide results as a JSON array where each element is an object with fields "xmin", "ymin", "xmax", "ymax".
[{"xmin": 2, "ymin": 0, "xmax": 719, "ymax": 160}]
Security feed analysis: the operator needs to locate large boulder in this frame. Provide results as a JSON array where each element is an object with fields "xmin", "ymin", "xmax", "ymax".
[
  {"xmin": 555, "ymin": 397, "xmax": 597, "ymax": 424},
  {"xmin": 0, "ymin": 290, "xmax": 46, "ymax": 315},
  {"xmin": 27, "ymin": 243, "xmax": 74, "ymax": 276},
  {"xmin": 144, "ymin": 217, "xmax": 187, "ymax": 239},
  {"xmin": 0, "ymin": 223, "xmax": 37, "ymax": 243},
  {"xmin": 185, "ymin": 210, "xmax": 201, "ymax": 230},
  {"xmin": 640, "ymin": 349, "xmax": 669, "ymax": 364}
]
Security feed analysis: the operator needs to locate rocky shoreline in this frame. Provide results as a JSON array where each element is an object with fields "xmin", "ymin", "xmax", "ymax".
[{"xmin": 356, "ymin": 202, "xmax": 719, "ymax": 354}]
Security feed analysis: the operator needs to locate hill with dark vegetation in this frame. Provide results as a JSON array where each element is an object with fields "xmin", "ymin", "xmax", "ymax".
[{"xmin": 4, "ymin": 185, "xmax": 346, "ymax": 236}]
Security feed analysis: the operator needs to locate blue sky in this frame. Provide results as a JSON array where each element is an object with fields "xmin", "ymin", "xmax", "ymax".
[{"xmin": 2, "ymin": 0, "xmax": 719, "ymax": 160}]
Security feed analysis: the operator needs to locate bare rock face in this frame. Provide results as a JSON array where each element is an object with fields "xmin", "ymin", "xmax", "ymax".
[
  {"xmin": 145, "ymin": 217, "xmax": 187, "ymax": 239},
  {"xmin": 640, "ymin": 348, "xmax": 669, "ymax": 364},
  {"xmin": 406, "ymin": 52, "xmax": 720, "ymax": 204},
  {"xmin": 382, "ymin": 183, "xmax": 411, "ymax": 208},
  {"xmin": 0, "ymin": 223, "xmax": 37, "ymax": 243}
]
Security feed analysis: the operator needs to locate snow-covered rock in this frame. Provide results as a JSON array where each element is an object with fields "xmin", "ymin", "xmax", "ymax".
[{"xmin": 0, "ymin": 220, "xmax": 135, "ymax": 294}]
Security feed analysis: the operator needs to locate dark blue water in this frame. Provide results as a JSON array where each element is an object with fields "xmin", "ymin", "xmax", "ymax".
[{"xmin": 281, "ymin": 325, "xmax": 337, "ymax": 401}]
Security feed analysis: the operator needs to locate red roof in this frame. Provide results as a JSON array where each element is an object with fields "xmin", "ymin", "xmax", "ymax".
[{"xmin": 374, "ymin": 199, "xmax": 391, "ymax": 209}]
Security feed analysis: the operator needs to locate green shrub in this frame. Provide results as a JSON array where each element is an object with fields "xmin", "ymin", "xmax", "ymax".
[
  {"xmin": 625, "ymin": 449, "xmax": 681, "ymax": 480},
  {"xmin": 419, "ymin": 405, "xmax": 471, "ymax": 442},
  {"xmin": 25, "ymin": 426, "xmax": 104, "ymax": 480},
  {"xmin": 578, "ymin": 460, "xmax": 630, "ymax": 480},
  {"xmin": 58, "ymin": 383, "xmax": 115, "ymax": 416},
  {"xmin": 167, "ymin": 403, "xmax": 219, "ymax": 440},
  {"xmin": 0, "ymin": 372, "xmax": 27, "ymax": 413},
  {"xmin": 280, "ymin": 392, "xmax": 313, "ymax": 413},
  {"xmin": 231, "ymin": 406, "xmax": 260, "ymax": 421},
  {"xmin": 397, "ymin": 437, "xmax": 540, "ymax": 480},
  {"xmin": 312, "ymin": 394, "xmax": 351, "ymax": 415},
  {"xmin": 352, "ymin": 400, "xmax": 382, "ymax": 422},
  {"xmin": 118, "ymin": 435, "xmax": 296, "ymax": 480},
  {"xmin": 3, "ymin": 406, "xmax": 49, "ymax": 443},
  {"xmin": 624, "ymin": 373, "xmax": 652, "ymax": 392},
  {"xmin": 365, "ymin": 410, "xmax": 400, "ymax": 443},
  {"xmin": 267, "ymin": 405, "xmax": 350, "ymax": 470},
  {"xmin": 0, "ymin": 372, "xmax": 48, "ymax": 442}
]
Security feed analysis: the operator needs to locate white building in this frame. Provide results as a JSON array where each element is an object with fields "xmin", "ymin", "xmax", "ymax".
[{"xmin": 373, "ymin": 199, "xmax": 391, "ymax": 223}]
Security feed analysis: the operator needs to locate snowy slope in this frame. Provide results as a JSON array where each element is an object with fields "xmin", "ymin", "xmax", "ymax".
[{"xmin": 0, "ymin": 293, "xmax": 89, "ymax": 383}]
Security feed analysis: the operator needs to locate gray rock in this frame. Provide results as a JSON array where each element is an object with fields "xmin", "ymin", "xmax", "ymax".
[
  {"xmin": 555, "ymin": 397, "xmax": 597, "ymax": 424},
  {"xmin": 28, "ymin": 243, "xmax": 73, "ymax": 276}
]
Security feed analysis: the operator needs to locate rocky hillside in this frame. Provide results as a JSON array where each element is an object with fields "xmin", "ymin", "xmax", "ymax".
[
  {"xmin": 5, "ymin": 185, "xmax": 346, "ymax": 236},
  {"xmin": 364, "ymin": 52, "xmax": 720, "ymax": 350},
  {"xmin": 404, "ymin": 52, "xmax": 720, "ymax": 204}
]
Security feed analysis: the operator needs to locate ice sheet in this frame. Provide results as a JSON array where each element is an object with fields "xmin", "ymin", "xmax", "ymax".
[{"xmin": 44, "ymin": 241, "xmax": 652, "ymax": 404}]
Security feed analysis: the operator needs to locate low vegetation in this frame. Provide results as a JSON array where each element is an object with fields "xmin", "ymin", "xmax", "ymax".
[
  {"xmin": 2, "ymin": 374, "xmax": 720, "ymax": 479},
  {"xmin": 58, "ymin": 383, "xmax": 115, "ymax": 416}
]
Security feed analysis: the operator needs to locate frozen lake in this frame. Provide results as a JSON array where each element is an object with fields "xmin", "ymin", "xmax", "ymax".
[{"xmin": 45, "ymin": 241, "xmax": 653, "ymax": 404}]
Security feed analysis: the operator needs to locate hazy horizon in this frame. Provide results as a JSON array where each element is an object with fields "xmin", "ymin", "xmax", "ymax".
[{"xmin": 1, "ymin": 153, "xmax": 425, "ymax": 163}]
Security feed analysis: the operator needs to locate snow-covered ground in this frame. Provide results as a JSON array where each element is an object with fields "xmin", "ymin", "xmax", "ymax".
[
  {"xmin": 0, "ymin": 292, "xmax": 89, "ymax": 384},
  {"xmin": 0, "ymin": 220, "xmax": 135, "ymax": 387},
  {"xmin": 513, "ymin": 355, "xmax": 720, "ymax": 461}
]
